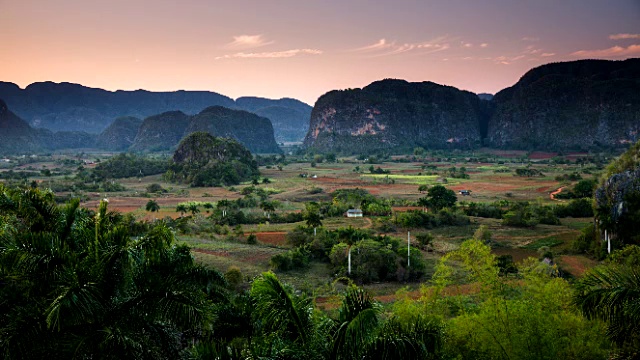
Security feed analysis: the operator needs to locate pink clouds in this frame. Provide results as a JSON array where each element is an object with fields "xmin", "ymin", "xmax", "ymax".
[
  {"xmin": 571, "ymin": 44, "xmax": 640, "ymax": 58},
  {"xmin": 609, "ymin": 33, "xmax": 640, "ymax": 40},
  {"xmin": 226, "ymin": 34, "xmax": 274, "ymax": 48},
  {"xmin": 216, "ymin": 49, "xmax": 323, "ymax": 60}
]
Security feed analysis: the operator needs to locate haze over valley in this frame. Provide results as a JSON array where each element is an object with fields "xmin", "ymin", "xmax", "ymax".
[{"xmin": 1, "ymin": 1, "xmax": 640, "ymax": 359}]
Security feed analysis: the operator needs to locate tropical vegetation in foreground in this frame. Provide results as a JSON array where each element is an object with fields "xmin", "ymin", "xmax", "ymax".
[{"xmin": 1, "ymin": 181, "xmax": 639, "ymax": 359}]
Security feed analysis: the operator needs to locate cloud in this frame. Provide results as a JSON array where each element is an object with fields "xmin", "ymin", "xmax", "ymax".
[
  {"xmin": 609, "ymin": 33, "xmax": 640, "ymax": 40},
  {"xmin": 355, "ymin": 38, "xmax": 391, "ymax": 51},
  {"xmin": 541, "ymin": 52, "xmax": 555, "ymax": 57},
  {"xmin": 462, "ymin": 42, "xmax": 473, "ymax": 48},
  {"xmin": 226, "ymin": 34, "xmax": 274, "ymax": 48},
  {"xmin": 521, "ymin": 37, "xmax": 540, "ymax": 42},
  {"xmin": 480, "ymin": 43, "xmax": 489, "ymax": 48},
  {"xmin": 571, "ymin": 44, "xmax": 640, "ymax": 58},
  {"xmin": 354, "ymin": 37, "xmax": 451, "ymax": 56},
  {"xmin": 216, "ymin": 48, "xmax": 322, "ymax": 60}
]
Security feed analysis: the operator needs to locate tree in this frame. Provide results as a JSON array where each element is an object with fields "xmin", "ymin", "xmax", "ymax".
[
  {"xmin": 188, "ymin": 203, "xmax": 200, "ymax": 215},
  {"xmin": 304, "ymin": 209, "xmax": 323, "ymax": 229},
  {"xmin": 573, "ymin": 178, "xmax": 597, "ymax": 198},
  {"xmin": 418, "ymin": 184, "xmax": 429, "ymax": 193},
  {"xmin": 0, "ymin": 185, "xmax": 224, "ymax": 359},
  {"xmin": 217, "ymin": 199, "xmax": 231, "ymax": 217},
  {"xmin": 575, "ymin": 264, "xmax": 640, "ymax": 349},
  {"xmin": 417, "ymin": 197, "xmax": 430, "ymax": 212},
  {"xmin": 176, "ymin": 204, "xmax": 187, "ymax": 216},
  {"xmin": 425, "ymin": 185, "xmax": 457, "ymax": 211},
  {"xmin": 146, "ymin": 199, "xmax": 160, "ymax": 212},
  {"xmin": 259, "ymin": 200, "xmax": 277, "ymax": 219}
]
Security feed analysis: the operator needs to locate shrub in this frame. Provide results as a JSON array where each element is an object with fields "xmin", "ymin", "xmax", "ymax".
[{"xmin": 246, "ymin": 233, "xmax": 257, "ymax": 244}]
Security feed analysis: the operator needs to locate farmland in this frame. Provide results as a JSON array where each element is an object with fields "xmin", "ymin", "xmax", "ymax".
[{"xmin": 0, "ymin": 148, "xmax": 606, "ymax": 298}]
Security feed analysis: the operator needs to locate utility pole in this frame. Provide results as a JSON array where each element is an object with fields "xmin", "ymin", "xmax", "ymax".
[{"xmin": 407, "ymin": 231, "xmax": 411, "ymax": 268}]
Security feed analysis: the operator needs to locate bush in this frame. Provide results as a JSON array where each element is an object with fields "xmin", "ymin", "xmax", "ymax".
[
  {"xmin": 246, "ymin": 233, "xmax": 257, "ymax": 245},
  {"xmin": 554, "ymin": 198, "xmax": 594, "ymax": 218},
  {"xmin": 415, "ymin": 232, "xmax": 434, "ymax": 249},
  {"xmin": 146, "ymin": 183, "xmax": 165, "ymax": 193},
  {"xmin": 270, "ymin": 246, "xmax": 311, "ymax": 271}
]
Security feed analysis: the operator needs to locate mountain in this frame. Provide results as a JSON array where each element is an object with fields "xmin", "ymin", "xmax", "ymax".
[
  {"xmin": 96, "ymin": 117, "xmax": 143, "ymax": 151},
  {"xmin": 0, "ymin": 82, "xmax": 312, "ymax": 142},
  {"xmin": 303, "ymin": 79, "xmax": 488, "ymax": 153},
  {"xmin": 477, "ymin": 93, "xmax": 494, "ymax": 101},
  {"xmin": 236, "ymin": 97, "xmax": 312, "ymax": 142},
  {"xmin": 185, "ymin": 106, "xmax": 281, "ymax": 153},
  {"xmin": 0, "ymin": 98, "xmax": 95, "ymax": 154},
  {"xmin": 0, "ymin": 82, "xmax": 236, "ymax": 133},
  {"xmin": 487, "ymin": 58, "xmax": 640, "ymax": 150},
  {"xmin": 131, "ymin": 107, "xmax": 281, "ymax": 153},
  {"xmin": 130, "ymin": 111, "xmax": 191, "ymax": 152},
  {"xmin": 0, "ymin": 98, "xmax": 42, "ymax": 154},
  {"xmin": 166, "ymin": 132, "xmax": 260, "ymax": 187}
]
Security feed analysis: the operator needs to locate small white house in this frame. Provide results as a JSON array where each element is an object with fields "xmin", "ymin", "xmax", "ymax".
[{"xmin": 345, "ymin": 209, "xmax": 363, "ymax": 218}]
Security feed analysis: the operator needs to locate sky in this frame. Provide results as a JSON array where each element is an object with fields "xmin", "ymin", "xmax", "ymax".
[{"xmin": 1, "ymin": 0, "xmax": 639, "ymax": 105}]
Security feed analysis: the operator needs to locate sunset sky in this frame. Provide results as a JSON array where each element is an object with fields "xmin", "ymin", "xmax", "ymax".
[{"xmin": 1, "ymin": 0, "xmax": 639, "ymax": 104}]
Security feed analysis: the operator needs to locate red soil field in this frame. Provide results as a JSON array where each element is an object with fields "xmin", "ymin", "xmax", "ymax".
[{"xmin": 254, "ymin": 232, "xmax": 288, "ymax": 246}]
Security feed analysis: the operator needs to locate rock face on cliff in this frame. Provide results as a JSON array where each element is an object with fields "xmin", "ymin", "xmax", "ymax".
[
  {"xmin": 236, "ymin": 97, "xmax": 312, "ymax": 142},
  {"xmin": 303, "ymin": 79, "xmax": 488, "ymax": 153},
  {"xmin": 487, "ymin": 58, "xmax": 640, "ymax": 151},
  {"xmin": 131, "ymin": 107, "xmax": 281, "ymax": 153},
  {"xmin": 96, "ymin": 117, "xmax": 143, "ymax": 151}
]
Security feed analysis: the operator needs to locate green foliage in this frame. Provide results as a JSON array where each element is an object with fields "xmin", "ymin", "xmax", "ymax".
[
  {"xmin": 576, "ymin": 264, "xmax": 640, "ymax": 350},
  {"xmin": 0, "ymin": 185, "xmax": 225, "ymax": 359},
  {"xmin": 145, "ymin": 199, "xmax": 160, "ymax": 212},
  {"xmin": 395, "ymin": 209, "xmax": 470, "ymax": 229},
  {"xmin": 246, "ymin": 233, "xmax": 257, "ymax": 245},
  {"xmin": 92, "ymin": 153, "xmax": 169, "ymax": 180},
  {"xmin": 473, "ymin": 225, "xmax": 492, "ymax": 242},
  {"xmin": 166, "ymin": 132, "xmax": 259, "ymax": 187},
  {"xmin": 515, "ymin": 168, "xmax": 544, "ymax": 177},
  {"xmin": 146, "ymin": 183, "xmax": 166, "ymax": 193},
  {"xmin": 270, "ymin": 246, "xmax": 312, "ymax": 271},
  {"xmin": 425, "ymin": 185, "xmax": 457, "ymax": 210},
  {"xmin": 554, "ymin": 198, "xmax": 594, "ymax": 218},
  {"xmin": 436, "ymin": 240, "xmax": 610, "ymax": 359},
  {"xmin": 607, "ymin": 245, "xmax": 640, "ymax": 268}
]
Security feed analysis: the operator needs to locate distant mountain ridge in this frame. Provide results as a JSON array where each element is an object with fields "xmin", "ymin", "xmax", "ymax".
[
  {"xmin": 130, "ymin": 106, "xmax": 281, "ymax": 153},
  {"xmin": 0, "ymin": 98, "xmax": 95, "ymax": 154},
  {"xmin": 487, "ymin": 58, "xmax": 640, "ymax": 150},
  {"xmin": 0, "ymin": 82, "xmax": 312, "ymax": 142},
  {"xmin": 0, "ymin": 100, "xmax": 279, "ymax": 155},
  {"xmin": 304, "ymin": 58, "xmax": 640, "ymax": 153}
]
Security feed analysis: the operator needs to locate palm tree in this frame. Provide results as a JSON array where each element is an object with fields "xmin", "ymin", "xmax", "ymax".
[
  {"xmin": 176, "ymin": 204, "xmax": 188, "ymax": 216},
  {"xmin": 188, "ymin": 203, "xmax": 200, "ymax": 215},
  {"xmin": 575, "ymin": 265, "xmax": 640, "ymax": 347},
  {"xmin": 331, "ymin": 287, "xmax": 443, "ymax": 360},
  {"xmin": 249, "ymin": 272, "xmax": 324, "ymax": 358},
  {"xmin": 417, "ymin": 197, "xmax": 430, "ymax": 212},
  {"xmin": 146, "ymin": 199, "xmax": 160, "ymax": 212},
  {"xmin": 0, "ymin": 185, "xmax": 223, "ymax": 359},
  {"xmin": 259, "ymin": 200, "xmax": 277, "ymax": 219},
  {"xmin": 217, "ymin": 199, "xmax": 231, "ymax": 217},
  {"xmin": 304, "ymin": 207, "xmax": 323, "ymax": 230}
]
